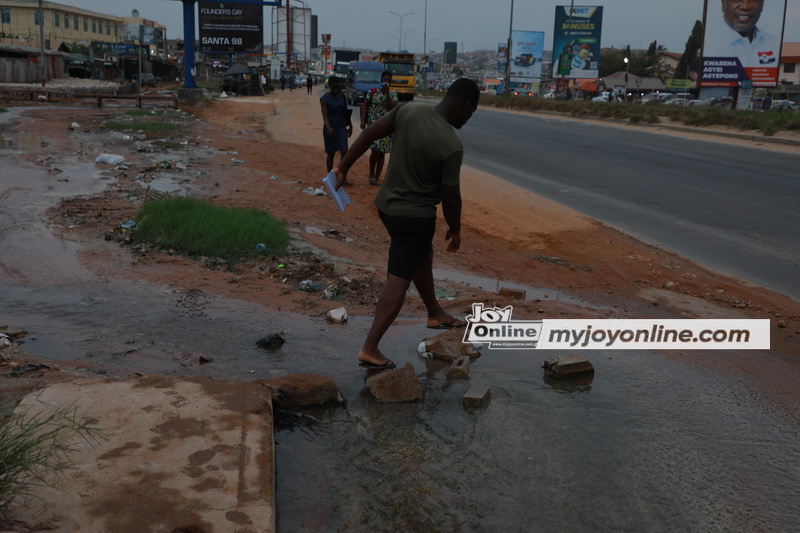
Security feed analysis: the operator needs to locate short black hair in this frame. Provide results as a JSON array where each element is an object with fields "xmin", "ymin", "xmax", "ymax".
[
  {"xmin": 382, "ymin": 70, "xmax": 393, "ymax": 78},
  {"xmin": 329, "ymin": 76, "xmax": 341, "ymax": 85},
  {"xmin": 445, "ymin": 78, "xmax": 480, "ymax": 103}
]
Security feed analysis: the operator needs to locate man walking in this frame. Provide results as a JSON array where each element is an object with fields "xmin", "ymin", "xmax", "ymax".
[{"xmin": 334, "ymin": 78, "xmax": 480, "ymax": 369}]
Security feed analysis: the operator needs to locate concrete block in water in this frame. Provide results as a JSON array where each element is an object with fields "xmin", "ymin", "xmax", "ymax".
[
  {"xmin": 463, "ymin": 386, "xmax": 490, "ymax": 408},
  {"xmin": 542, "ymin": 355, "xmax": 594, "ymax": 379}
]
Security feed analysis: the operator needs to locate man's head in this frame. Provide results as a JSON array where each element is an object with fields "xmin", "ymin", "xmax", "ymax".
[
  {"xmin": 329, "ymin": 76, "xmax": 342, "ymax": 94},
  {"xmin": 721, "ymin": 0, "xmax": 764, "ymax": 35},
  {"xmin": 440, "ymin": 78, "xmax": 480, "ymax": 129}
]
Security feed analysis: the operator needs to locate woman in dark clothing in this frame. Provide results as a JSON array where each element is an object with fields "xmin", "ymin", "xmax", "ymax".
[{"xmin": 320, "ymin": 76, "xmax": 353, "ymax": 174}]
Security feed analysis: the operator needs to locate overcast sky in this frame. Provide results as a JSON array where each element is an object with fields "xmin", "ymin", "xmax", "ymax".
[{"xmin": 58, "ymin": 0, "xmax": 799, "ymax": 54}]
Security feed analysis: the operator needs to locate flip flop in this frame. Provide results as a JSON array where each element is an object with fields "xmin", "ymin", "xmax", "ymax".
[
  {"xmin": 427, "ymin": 318, "xmax": 467, "ymax": 330},
  {"xmin": 358, "ymin": 360, "xmax": 396, "ymax": 369}
]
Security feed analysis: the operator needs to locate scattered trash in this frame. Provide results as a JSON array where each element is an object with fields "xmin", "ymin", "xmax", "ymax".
[
  {"xmin": 302, "ymin": 187, "xmax": 326, "ymax": 196},
  {"xmin": 120, "ymin": 220, "xmax": 137, "ymax": 229},
  {"xmin": 231, "ymin": 158, "xmax": 244, "ymax": 165},
  {"xmin": 298, "ymin": 280, "xmax": 326, "ymax": 292},
  {"xmin": 256, "ymin": 243, "xmax": 267, "ymax": 252},
  {"xmin": 95, "ymin": 154, "xmax": 126, "ymax": 165},
  {"xmin": 270, "ymin": 176, "xmax": 277, "ymax": 181},
  {"xmin": 325, "ymin": 307, "xmax": 348, "ymax": 323},
  {"xmin": 0, "ymin": 333, "xmax": 11, "ymax": 348},
  {"xmin": 199, "ymin": 355, "xmax": 214, "ymax": 364},
  {"xmin": 10, "ymin": 364, "xmax": 51, "ymax": 377},
  {"xmin": 305, "ymin": 226, "xmax": 325, "ymax": 236},
  {"xmin": 256, "ymin": 331, "xmax": 286, "ymax": 351},
  {"xmin": 69, "ymin": 122, "xmax": 80, "ymax": 130},
  {"xmin": 417, "ymin": 341, "xmax": 433, "ymax": 359}
]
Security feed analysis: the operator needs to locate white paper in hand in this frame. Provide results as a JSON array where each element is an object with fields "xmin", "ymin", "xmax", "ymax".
[{"xmin": 322, "ymin": 170, "xmax": 352, "ymax": 212}]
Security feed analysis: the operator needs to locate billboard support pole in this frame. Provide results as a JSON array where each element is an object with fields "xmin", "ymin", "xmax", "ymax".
[{"xmin": 504, "ymin": 0, "xmax": 514, "ymax": 96}]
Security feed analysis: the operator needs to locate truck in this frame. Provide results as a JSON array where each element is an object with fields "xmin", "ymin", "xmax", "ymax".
[
  {"xmin": 377, "ymin": 51, "xmax": 416, "ymax": 101},
  {"xmin": 329, "ymin": 49, "xmax": 362, "ymax": 86},
  {"xmin": 345, "ymin": 61, "xmax": 384, "ymax": 106}
]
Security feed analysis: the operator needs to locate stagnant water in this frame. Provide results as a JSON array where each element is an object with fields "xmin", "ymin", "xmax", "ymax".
[{"xmin": 2, "ymin": 109, "xmax": 798, "ymax": 532}]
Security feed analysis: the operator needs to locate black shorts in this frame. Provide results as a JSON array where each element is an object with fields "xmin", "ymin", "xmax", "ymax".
[{"xmin": 379, "ymin": 211, "xmax": 436, "ymax": 281}]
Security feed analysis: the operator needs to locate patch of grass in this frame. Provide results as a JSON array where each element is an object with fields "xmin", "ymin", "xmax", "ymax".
[
  {"xmin": 0, "ymin": 399, "xmax": 102, "ymax": 520},
  {"xmin": 133, "ymin": 197, "xmax": 290, "ymax": 262}
]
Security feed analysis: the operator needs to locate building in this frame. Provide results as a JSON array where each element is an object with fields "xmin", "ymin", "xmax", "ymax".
[
  {"xmin": 0, "ymin": 0, "xmax": 168, "ymax": 82},
  {"xmin": 777, "ymin": 42, "xmax": 799, "ymax": 101}
]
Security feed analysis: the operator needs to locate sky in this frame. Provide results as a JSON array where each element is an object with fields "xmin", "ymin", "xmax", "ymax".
[{"xmin": 55, "ymin": 0, "xmax": 800, "ymax": 55}]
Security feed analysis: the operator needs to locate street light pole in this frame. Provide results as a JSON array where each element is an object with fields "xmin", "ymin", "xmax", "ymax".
[
  {"xmin": 504, "ymin": 0, "xmax": 514, "ymax": 96},
  {"xmin": 389, "ymin": 11, "xmax": 413, "ymax": 50},
  {"xmin": 624, "ymin": 57, "xmax": 629, "ymax": 101}
]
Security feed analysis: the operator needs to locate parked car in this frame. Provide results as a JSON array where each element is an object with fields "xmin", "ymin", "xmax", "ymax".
[
  {"xmin": 591, "ymin": 91, "xmax": 612, "ymax": 102},
  {"xmin": 133, "ymin": 73, "xmax": 156, "ymax": 87},
  {"xmin": 514, "ymin": 53, "xmax": 535, "ymax": 67},
  {"xmin": 710, "ymin": 96, "xmax": 734, "ymax": 108},
  {"xmin": 687, "ymin": 98, "xmax": 713, "ymax": 107},
  {"xmin": 771, "ymin": 99, "xmax": 798, "ymax": 110}
]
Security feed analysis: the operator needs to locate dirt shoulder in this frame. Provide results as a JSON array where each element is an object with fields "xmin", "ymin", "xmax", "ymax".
[{"xmin": 1, "ymin": 89, "xmax": 799, "ymax": 402}]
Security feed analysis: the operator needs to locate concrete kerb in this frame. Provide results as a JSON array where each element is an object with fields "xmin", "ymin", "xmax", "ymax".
[{"xmin": 9, "ymin": 376, "xmax": 276, "ymax": 532}]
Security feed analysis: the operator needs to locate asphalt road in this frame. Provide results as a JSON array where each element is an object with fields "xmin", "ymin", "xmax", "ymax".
[{"xmin": 456, "ymin": 108, "xmax": 800, "ymax": 301}]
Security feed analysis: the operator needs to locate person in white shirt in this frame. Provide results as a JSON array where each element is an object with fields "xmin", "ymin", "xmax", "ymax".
[{"xmin": 704, "ymin": 0, "xmax": 781, "ymax": 68}]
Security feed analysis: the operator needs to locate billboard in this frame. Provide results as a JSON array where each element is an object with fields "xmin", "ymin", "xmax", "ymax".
[
  {"xmin": 199, "ymin": 2, "xmax": 264, "ymax": 53},
  {"xmin": 443, "ymin": 42, "xmax": 458, "ymax": 64},
  {"xmin": 700, "ymin": 0, "xmax": 786, "ymax": 87},
  {"xmin": 509, "ymin": 31, "xmax": 544, "ymax": 82},
  {"xmin": 552, "ymin": 6, "xmax": 603, "ymax": 78}
]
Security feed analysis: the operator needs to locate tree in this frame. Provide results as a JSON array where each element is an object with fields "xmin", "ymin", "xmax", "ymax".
[{"xmin": 676, "ymin": 20, "xmax": 703, "ymax": 80}]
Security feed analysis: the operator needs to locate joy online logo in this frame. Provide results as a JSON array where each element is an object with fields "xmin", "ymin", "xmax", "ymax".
[{"xmin": 463, "ymin": 303, "xmax": 543, "ymax": 349}]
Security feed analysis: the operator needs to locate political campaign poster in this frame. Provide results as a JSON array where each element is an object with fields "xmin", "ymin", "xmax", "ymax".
[
  {"xmin": 700, "ymin": 0, "xmax": 787, "ymax": 87},
  {"xmin": 509, "ymin": 31, "xmax": 544, "ymax": 82},
  {"xmin": 199, "ymin": 2, "xmax": 264, "ymax": 53},
  {"xmin": 552, "ymin": 6, "xmax": 603, "ymax": 79},
  {"xmin": 498, "ymin": 43, "xmax": 508, "ymax": 74}
]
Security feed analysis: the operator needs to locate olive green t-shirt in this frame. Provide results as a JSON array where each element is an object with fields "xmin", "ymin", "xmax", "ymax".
[{"xmin": 373, "ymin": 102, "xmax": 463, "ymax": 218}]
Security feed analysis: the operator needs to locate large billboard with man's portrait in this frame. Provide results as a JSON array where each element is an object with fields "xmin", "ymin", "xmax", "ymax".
[
  {"xmin": 552, "ymin": 6, "xmax": 603, "ymax": 79},
  {"xmin": 700, "ymin": 0, "xmax": 787, "ymax": 87}
]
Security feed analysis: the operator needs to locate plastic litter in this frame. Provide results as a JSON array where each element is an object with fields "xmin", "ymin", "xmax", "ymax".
[
  {"xmin": 256, "ymin": 243, "xmax": 266, "ymax": 252},
  {"xmin": 120, "ymin": 220, "xmax": 137, "ymax": 229},
  {"xmin": 298, "ymin": 280, "xmax": 325, "ymax": 292},
  {"xmin": 417, "ymin": 341, "xmax": 433, "ymax": 359},
  {"xmin": 95, "ymin": 154, "xmax": 125, "ymax": 165}
]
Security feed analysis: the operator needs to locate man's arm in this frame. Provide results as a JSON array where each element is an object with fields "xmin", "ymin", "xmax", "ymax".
[
  {"xmin": 441, "ymin": 184, "xmax": 462, "ymax": 252},
  {"xmin": 333, "ymin": 116, "xmax": 394, "ymax": 189}
]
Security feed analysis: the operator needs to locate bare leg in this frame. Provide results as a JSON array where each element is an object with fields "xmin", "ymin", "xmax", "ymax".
[
  {"xmin": 412, "ymin": 250, "xmax": 462, "ymax": 327},
  {"xmin": 374, "ymin": 151, "xmax": 386, "ymax": 182},
  {"xmin": 358, "ymin": 273, "xmax": 411, "ymax": 366},
  {"xmin": 325, "ymin": 152, "xmax": 334, "ymax": 172},
  {"xmin": 368, "ymin": 149, "xmax": 379, "ymax": 183}
]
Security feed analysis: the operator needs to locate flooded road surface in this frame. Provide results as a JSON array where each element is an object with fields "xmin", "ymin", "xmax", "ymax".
[{"xmin": 2, "ymin": 108, "xmax": 798, "ymax": 532}]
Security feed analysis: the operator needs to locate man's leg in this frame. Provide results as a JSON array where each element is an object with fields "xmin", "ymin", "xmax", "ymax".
[
  {"xmin": 358, "ymin": 274, "xmax": 411, "ymax": 366},
  {"xmin": 326, "ymin": 152, "xmax": 334, "ymax": 172},
  {"xmin": 412, "ymin": 250, "xmax": 464, "ymax": 328}
]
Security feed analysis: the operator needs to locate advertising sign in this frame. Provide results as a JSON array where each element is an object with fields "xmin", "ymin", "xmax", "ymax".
[
  {"xmin": 199, "ymin": 2, "xmax": 264, "ymax": 53},
  {"xmin": 443, "ymin": 42, "xmax": 458, "ymax": 64},
  {"xmin": 552, "ymin": 6, "xmax": 603, "ymax": 78},
  {"xmin": 509, "ymin": 31, "xmax": 544, "ymax": 82},
  {"xmin": 700, "ymin": 0, "xmax": 786, "ymax": 87},
  {"xmin": 498, "ymin": 43, "xmax": 508, "ymax": 74}
]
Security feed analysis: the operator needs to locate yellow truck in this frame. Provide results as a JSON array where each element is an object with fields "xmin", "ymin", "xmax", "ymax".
[{"xmin": 377, "ymin": 51, "xmax": 416, "ymax": 101}]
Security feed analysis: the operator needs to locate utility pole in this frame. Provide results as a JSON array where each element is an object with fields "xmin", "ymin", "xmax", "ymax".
[
  {"xmin": 504, "ymin": 0, "xmax": 513, "ymax": 96},
  {"xmin": 38, "ymin": 0, "xmax": 45, "ymax": 86}
]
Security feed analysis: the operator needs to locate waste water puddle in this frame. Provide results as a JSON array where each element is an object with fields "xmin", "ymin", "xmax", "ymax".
[
  {"xmin": 135, "ymin": 176, "xmax": 183, "ymax": 194},
  {"xmin": 433, "ymin": 267, "xmax": 604, "ymax": 308}
]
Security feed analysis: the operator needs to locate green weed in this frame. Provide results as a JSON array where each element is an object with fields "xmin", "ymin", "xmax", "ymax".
[{"xmin": 133, "ymin": 197, "xmax": 290, "ymax": 262}]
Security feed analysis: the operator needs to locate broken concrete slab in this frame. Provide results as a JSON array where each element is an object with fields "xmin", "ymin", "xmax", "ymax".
[
  {"xmin": 419, "ymin": 328, "xmax": 481, "ymax": 362},
  {"xmin": 9, "ymin": 376, "xmax": 275, "ymax": 532},
  {"xmin": 447, "ymin": 356, "xmax": 471, "ymax": 379},
  {"xmin": 365, "ymin": 362, "xmax": 422, "ymax": 403},
  {"xmin": 497, "ymin": 287, "xmax": 526, "ymax": 299},
  {"xmin": 259, "ymin": 373, "xmax": 344, "ymax": 409},
  {"xmin": 542, "ymin": 355, "xmax": 595, "ymax": 379}
]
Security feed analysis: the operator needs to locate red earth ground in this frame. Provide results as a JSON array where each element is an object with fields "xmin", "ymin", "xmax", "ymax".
[{"xmin": 2, "ymin": 87, "xmax": 799, "ymax": 416}]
